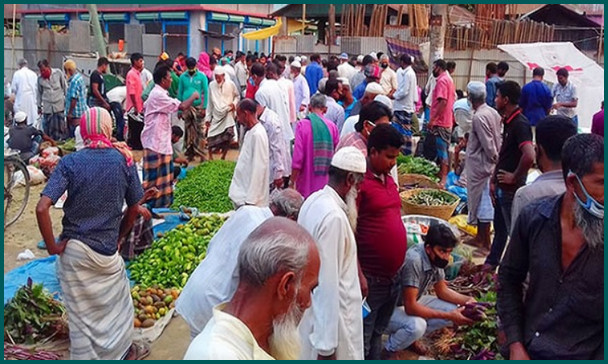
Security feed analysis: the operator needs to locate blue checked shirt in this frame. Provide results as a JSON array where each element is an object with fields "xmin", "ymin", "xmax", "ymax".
[
  {"xmin": 42, "ymin": 149, "xmax": 143, "ymax": 255},
  {"xmin": 65, "ymin": 72, "xmax": 88, "ymax": 119}
]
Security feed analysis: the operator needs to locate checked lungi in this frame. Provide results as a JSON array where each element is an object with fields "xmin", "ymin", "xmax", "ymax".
[{"xmin": 142, "ymin": 149, "xmax": 174, "ymax": 208}]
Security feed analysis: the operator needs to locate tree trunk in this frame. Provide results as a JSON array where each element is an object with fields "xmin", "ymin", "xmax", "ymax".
[
  {"xmin": 429, "ymin": 4, "xmax": 447, "ymax": 70},
  {"xmin": 86, "ymin": 4, "xmax": 107, "ymax": 57}
]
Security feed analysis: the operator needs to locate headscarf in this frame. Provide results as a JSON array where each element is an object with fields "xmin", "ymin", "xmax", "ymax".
[
  {"xmin": 197, "ymin": 52, "xmax": 213, "ymax": 79},
  {"xmin": 80, "ymin": 107, "xmax": 134, "ymax": 166}
]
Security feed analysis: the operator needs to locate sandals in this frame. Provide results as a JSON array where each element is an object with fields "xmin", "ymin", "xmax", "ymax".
[{"xmin": 125, "ymin": 342, "xmax": 150, "ymax": 360}]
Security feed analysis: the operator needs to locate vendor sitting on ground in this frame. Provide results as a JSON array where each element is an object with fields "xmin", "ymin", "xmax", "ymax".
[
  {"xmin": 8, "ymin": 111, "xmax": 54, "ymax": 163},
  {"xmin": 171, "ymin": 126, "xmax": 189, "ymax": 180},
  {"xmin": 383, "ymin": 222, "xmax": 476, "ymax": 358}
]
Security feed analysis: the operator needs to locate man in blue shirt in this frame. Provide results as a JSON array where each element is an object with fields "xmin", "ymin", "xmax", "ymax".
[
  {"xmin": 519, "ymin": 67, "xmax": 552, "ymax": 127},
  {"xmin": 305, "ymin": 53, "xmax": 324, "ymax": 95}
]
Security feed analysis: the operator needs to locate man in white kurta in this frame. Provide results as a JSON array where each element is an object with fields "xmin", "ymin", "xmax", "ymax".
[
  {"xmin": 255, "ymin": 65, "xmax": 294, "ymax": 147},
  {"xmin": 205, "ymin": 66, "xmax": 239, "ymax": 159},
  {"xmin": 11, "ymin": 59, "xmax": 39, "ymax": 127},
  {"xmin": 258, "ymin": 104, "xmax": 291, "ymax": 189},
  {"xmin": 297, "ymin": 147, "xmax": 367, "ymax": 360},
  {"xmin": 229, "ymin": 99, "xmax": 270, "ymax": 208},
  {"xmin": 184, "ymin": 304, "xmax": 274, "ymax": 360}
]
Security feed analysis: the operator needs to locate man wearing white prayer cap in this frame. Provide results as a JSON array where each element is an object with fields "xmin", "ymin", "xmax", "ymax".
[
  {"xmin": 297, "ymin": 145, "xmax": 366, "ymax": 360},
  {"xmin": 205, "ymin": 64, "xmax": 240, "ymax": 160}
]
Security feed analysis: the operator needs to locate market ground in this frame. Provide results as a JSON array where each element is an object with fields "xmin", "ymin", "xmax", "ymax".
[{"xmin": 4, "ymin": 148, "xmax": 481, "ymax": 360}]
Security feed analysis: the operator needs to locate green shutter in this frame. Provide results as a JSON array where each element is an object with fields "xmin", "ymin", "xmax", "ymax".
[
  {"xmin": 247, "ymin": 17, "xmax": 263, "ymax": 25},
  {"xmin": 135, "ymin": 13, "xmax": 160, "ymax": 21},
  {"xmin": 160, "ymin": 12, "xmax": 188, "ymax": 20},
  {"xmin": 209, "ymin": 13, "xmax": 230, "ymax": 22},
  {"xmin": 261, "ymin": 19, "xmax": 276, "ymax": 26},
  {"xmin": 228, "ymin": 15, "xmax": 245, "ymax": 23}
]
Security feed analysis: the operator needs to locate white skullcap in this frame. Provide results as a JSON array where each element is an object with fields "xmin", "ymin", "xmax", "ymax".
[
  {"xmin": 369, "ymin": 52, "xmax": 378, "ymax": 61},
  {"xmin": 214, "ymin": 66, "xmax": 225, "ymax": 76},
  {"xmin": 338, "ymin": 77, "xmax": 350, "ymax": 86},
  {"xmin": 291, "ymin": 60, "xmax": 302, "ymax": 68},
  {"xmin": 357, "ymin": 55, "xmax": 364, "ymax": 63},
  {"xmin": 300, "ymin": 56, "xmax": 308, "ymax": 62},
  {"xmin": 14, "ymin": 111, "xmax": 27, "ymax": 123},
  {"xmin": 374, "ymin": 94, "xmax": 393, "ymax": 110},
  {"xmin": 364, "ymin": 82, "xmax": 384, "ymax": 95},
  {"xmin": 331, "ymin": 146, "xmax": 367, "ymax": 174},
  {"xmin": 467, "ymin": 81, "xmax": 486, "ymax": 97},
  {"xmin": 294, "ymin": 56, "xmax": 302, "ymax": 62}
]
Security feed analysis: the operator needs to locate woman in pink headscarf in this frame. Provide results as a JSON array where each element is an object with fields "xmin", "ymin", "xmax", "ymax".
[{"xmin": 197, "ymin": 52, "xmax": 213, "ymax": 80}]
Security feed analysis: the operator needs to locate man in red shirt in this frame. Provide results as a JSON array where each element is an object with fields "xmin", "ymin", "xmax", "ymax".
[
  {"xmin": 428, "ymin": 59, "xmax": 456, "ymax": 186},
  {"xmin": 356, "ymin": 124, "xmax": 407, "ymax": 360},
  {"xmin": 126, "ymin": 53, "xmax": 145, "ymax": 150}
]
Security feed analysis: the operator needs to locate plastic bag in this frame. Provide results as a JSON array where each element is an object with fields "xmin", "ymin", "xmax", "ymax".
[
  {"xmin": 26, "ymin": 165, "xmax": 46, "ymax": 185},
  {"xmin": 41, "ymin": 147, "xmax": 59, "ymax": 158}
]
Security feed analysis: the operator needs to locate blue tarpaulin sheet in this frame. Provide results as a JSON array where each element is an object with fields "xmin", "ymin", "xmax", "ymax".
[{"xmin": 3, "ymin": 211, "xmax": 184, "ymax": 304}]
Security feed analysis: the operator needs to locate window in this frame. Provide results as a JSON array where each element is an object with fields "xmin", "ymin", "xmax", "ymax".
[{"xmin": 107, "ymin": 22, "xmax": 124, "ymax": 43}]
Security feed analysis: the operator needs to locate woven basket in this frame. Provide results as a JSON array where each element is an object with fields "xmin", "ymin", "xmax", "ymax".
[
  {"xmin": 400, "ymin": 188, "xmax": 460, "ymax": 221},
  {"xmin": 398, "ymin": 173, "xmax": 440, "ymax": 190}
]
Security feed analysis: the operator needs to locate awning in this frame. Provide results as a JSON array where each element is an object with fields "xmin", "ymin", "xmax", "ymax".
[
  {"xmin": 207, "ymin": 13, "xmax": 246, "ymax": 24},
  {"xmin": 198, "ymin": 29, "xmax": 239, "ymax": 40},
  {"xmin": 242, "ymin": 18, "xmax": 282, "ymax": 40}
]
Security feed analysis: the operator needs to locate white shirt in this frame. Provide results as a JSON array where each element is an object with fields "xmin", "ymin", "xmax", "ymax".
[
  {"xmin": 293, "ymin": 74, "xmax": 310, "ymax": 112},
  {"xmin": 325, "ymin": 96, "xmax": 345, "ymax": 128},
  {"xmin": 176, "ymin": 206, "xmax": 273, "ymax": 336},
  {"xmin": 235, "ymin": 61, "xmax": 248, "ymax": 88},
  {"xmin": 140, "ymin": 68, "xmax": 153, "ymax": 89},
  {"xmin": 277, "ymin": 77, "xmax": 297, "ymax": 124},
  {"xmin": 339, "ymin": 115, "xmax": 359, "ymax": 139},
  {"xmin": 205, "ymin": 79, "xmax": 239, "ymax": 138},
  {"xmin": 259, "ymin": 107, "xmax": 291, "ymax": 180},
  {"xmin": 256, "ymin": 79, "xmax": 294, "ymax": 142},
  {"xmin": 297, "ymin": 186, "xmax": 364, "ymax": 360},
  {"xmin": 393, "ymin": 66, "xmax": 418, "ymax": 113},
  {"xmin": 337, "ymin": 62, "xmax": 357, "ymax": 81},
  {"xmin": 229, "ymin": 123, "xmax": 269, "ymax": 208},
  {"xmin": 106, "ymin": 86, "xmax": 127, "ymax": 109},
  {"xmin": 11, "ymin": 66, "xmax": 39, "ymax": 126},
  {"xmin": 425, "ymin": 75, "xmax": 437, "ymax": 107},
  {"xmin": 184, "ymin": 304, "xmax": 275, "ymax": 360}
]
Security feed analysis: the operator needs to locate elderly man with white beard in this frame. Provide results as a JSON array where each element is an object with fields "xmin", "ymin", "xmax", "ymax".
[
  {"xmin": 498, "ymin": 133, "xmax": 604, "ymax": 360},
  {"xmin": 297, "ymin": 146, "xmax": 367, "ymax": 360},
  {"xmin": 184, "ymin": 217, "xmax": 320, "ymax": 360}
]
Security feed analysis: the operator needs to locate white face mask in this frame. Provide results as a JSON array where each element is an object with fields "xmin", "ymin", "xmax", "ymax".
[{"xmin": 570, "ymin": 171, "xmax": 604, "ymax": 219}]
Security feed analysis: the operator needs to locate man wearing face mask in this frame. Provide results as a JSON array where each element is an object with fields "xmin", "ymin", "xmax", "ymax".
[
  {"xmin": 379, "ymin": 54, "xmax": 398, "ymax": 98},
  {"xmin": 498, "ymin": 133, "xmax": 604, "ymax": 360},
  {"xmin": 383, "ymin": 223, "xmax": 476, "ymax": 358},
  {"xmin": 37, "ymin": 59, "xmax": 67, "ymax": 141}
]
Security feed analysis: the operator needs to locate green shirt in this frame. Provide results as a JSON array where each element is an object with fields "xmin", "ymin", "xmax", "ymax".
[
  {"xmin": 142, "ymin": 71, "xmax": 180, "ymax": 101},
  {"xmin": 178, "ymin": 70, "xmax": 208, "ymax": 108}
]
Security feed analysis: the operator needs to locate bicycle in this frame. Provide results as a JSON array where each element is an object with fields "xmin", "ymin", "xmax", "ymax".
[{"xmin": 4, "ymin": 149, "xmax": 30, "ymax": 228}]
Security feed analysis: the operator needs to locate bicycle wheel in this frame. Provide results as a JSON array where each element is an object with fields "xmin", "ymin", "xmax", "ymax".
[{"xmin": 4, "ymin": 157, "xmax": 30, "ymax": 228}]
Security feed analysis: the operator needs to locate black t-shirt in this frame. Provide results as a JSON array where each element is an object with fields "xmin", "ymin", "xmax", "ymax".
[
  {"xmin": 89, "ymin": 70, "xmax": 106, "ymax": 104},
  {"xmin": 495, "ymin": 109, "xmax": 533, "ymax": 190},
  {"xmin": 8, "ymin": 124, "xmax": 42, "ymax": 152}
]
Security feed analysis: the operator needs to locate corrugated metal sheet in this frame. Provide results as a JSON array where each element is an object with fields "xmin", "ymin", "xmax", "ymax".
[
  {"xmin": 295, "ymin": 35, "xmax": 316, "ymax": 54},
  {"xmin": 274, "ymin": 36, "xmax": 297, "ymax": 54},
  {"xmin": 340, "ymin": 36, "xmax": 387, "ymax": 56}
]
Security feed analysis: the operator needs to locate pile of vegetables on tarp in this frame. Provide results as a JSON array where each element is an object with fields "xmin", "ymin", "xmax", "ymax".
[
  {"xmin": 397, "ymin": 155, "xmax": 440, "ymax": 182},
  {"xmin": 128, "ymin": 214, "xmax": 226, "ymax": 289},
  {"xmin": 172, "ymin": 161, "xmax": 236, "ymax": 213},
  {"xmin": 4, "ymin": 278, "xmax": 68, "ymax": 345}
]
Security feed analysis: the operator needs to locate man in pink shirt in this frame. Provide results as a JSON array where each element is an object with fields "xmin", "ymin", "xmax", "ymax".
[
  {"xmin": 290, "ymin": 93, "xmax": 340, "ymax": 198},
  {"xmin": 126, "ymin": 53, "xmax": 145, "ymax": 150},
  {"xmin": 142, "ymin": 65, "xmax": 199, "ymax": 208},
  {"xmin": 428, "ymin": 59, "xmax": 456, "ymax": 186}
]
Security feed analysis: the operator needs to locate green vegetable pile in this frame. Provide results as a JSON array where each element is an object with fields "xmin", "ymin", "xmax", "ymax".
[
  {"xmin": 407, "ymin": 189, "xmax": 458, "ymax": 206},
  {"xmin": 56, "ymin": 138, "xmax": 76, "ymax": 152},
  {"xmin": 128, "ymin": 214, "xmax": 226, "ymax": 288},
  {"xmin": 397, "ymin": 155, "xmax": 440, "ymax": 182},
  {"xmin": 4, "ymin": 279, "xmax": 68, "ymax": 345},
  {"xmin": 172, "ymin": 161, "xmax": 236, "ymax": 213}
]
